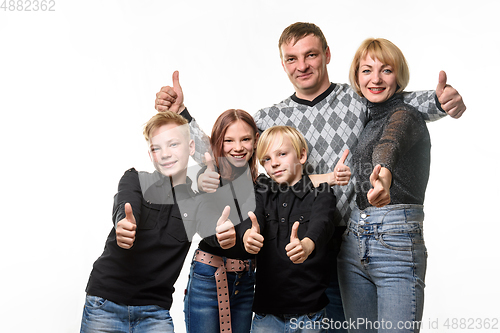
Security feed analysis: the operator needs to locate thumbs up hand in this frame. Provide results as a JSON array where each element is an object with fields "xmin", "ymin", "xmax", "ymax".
[
  {"xmin": 285, "ymin": 222, "xmax": 315, "ymax": 264},
  {"xmin": 198, "ymin": 152, "xmax": 220, "ymax": 193},
  {"xmin": 435, "ymin": 70, "xmax": 466, "ymax": 119},
  {"xmin": 216, "ymin": 206, "xmax": 235, "ymax": 249},
  {"xmin": 116, "ymin": 203, "xmax": 137, "ymax": 249},
  {"xmin": 243, "ymin": 212, "xmax": 264, "ymax": 254},
  {"xmin": 367, "ymin": 164, "xmax": 392, "ymax": 208},
  {"xmin": 332, "ymin": 149, "xmax": 351, "ymax": 186},
  {"xmin": 155, "ymin": 70, "xmax": 185, "ymax": 114}
]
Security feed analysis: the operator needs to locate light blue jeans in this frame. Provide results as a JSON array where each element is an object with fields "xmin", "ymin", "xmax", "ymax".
[
  {"xmin": 184, "ymin": 258, "xmax": 256, "ymax": 333},
  {"xmin": 337, "ymin": 205, "xmax": 427, "ymax": 333},
  {"xmin": 251, "ymin": 308, "xmax": 328, "ymax": 333},
  {"xmin": 80, "ymin": 295, "xmax": 174, "ymax": 333}
]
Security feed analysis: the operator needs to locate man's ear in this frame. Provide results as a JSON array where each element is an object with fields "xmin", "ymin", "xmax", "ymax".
[
  {"xmin": 325, "ymin": 46, "xmax": 331, "ymax": 65},
  {"xmin": 299, "ymin": 147, "xmax": 307, "ymax": 165}
]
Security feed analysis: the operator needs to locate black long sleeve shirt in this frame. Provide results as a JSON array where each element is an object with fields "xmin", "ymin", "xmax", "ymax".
[
  {"xmin": 241, "ymin": 174, "xmax": 336, "ymax": 314},
  {"xmin": 85, "ymin": 168, "xmax": 214, "ymax": 310},
  {"xmin": 352, "ymin": 94, "xmax": 431, "ymax": 210}
]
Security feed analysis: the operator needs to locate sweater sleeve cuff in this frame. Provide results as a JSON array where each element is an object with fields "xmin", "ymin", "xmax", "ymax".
[
  {"xmin": 434, "ymin": 94, "xmax": 446, "ymax": 113},
  {"xmin": 180, "ymin": 108, "xmax": 193, "ymax": 122}
]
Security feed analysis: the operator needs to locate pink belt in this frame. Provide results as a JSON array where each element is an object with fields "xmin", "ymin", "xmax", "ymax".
[{"xmin": 193, "ymin": 249, "xmax": 255, "ymax": 333}]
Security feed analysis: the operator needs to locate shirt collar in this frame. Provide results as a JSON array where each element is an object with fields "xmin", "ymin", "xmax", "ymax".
[
  {"xmin": 152, "ymin": 171, "xmax": 195, "ymax": 200},
  {"xmin": 269, "ymin": 174, "xmax": 314, "ymax": 199}
]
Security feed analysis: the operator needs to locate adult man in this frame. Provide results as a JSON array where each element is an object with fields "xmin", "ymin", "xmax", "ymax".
[{"xmin": 154, "ymin": 22, "xmax": 466, "ymax": 332}]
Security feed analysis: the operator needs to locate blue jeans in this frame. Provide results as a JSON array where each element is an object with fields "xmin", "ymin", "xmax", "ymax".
[
  {"xmin": 251, "ymin": 308, "xmax": 328, "ymax": 333},
  {"xmin": 80, "ymin": 295, "xmax": 174, "ymax": 333},
  {"xmin": 184, "ymin": 257, "xmax": 256, "ymax": 333},
  {"xmin": 337, "ymin": 205, "xmax": 427, "ymax": 333}
]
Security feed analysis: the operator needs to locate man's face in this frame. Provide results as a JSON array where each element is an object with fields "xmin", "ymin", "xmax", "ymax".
[
  {"xmin": 280, "ymin": 34, "xmax": 331, "ymax": 100},
  {"xmin": 148, "ymin": 123, "xmax": 194, "ymax": 185}
]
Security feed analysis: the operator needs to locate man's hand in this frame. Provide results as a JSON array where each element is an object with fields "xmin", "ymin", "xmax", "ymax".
[
  {"xmin": 332, "ymin": 149, "xmax": 351, "ymax": 186},
  {"xmin": 243, "ymin": 212, "xmax": 263, "ymax": 254},
  {"xmin": 155, "ymin": 71, "xmax": 185, "ymax": 114},
  {"xmin": 216, "ymin": 206, "xmax": 235, "ymax": 249},
  {"xmin": 436, "ymin": 70, "xmax": 466, "ymax": 119},
  {"xmin": 116, "ymin": 203, "xmax": 137, "ymax": 249},
  {"xmin": 367, "ymin": 164, "xmax": 392, "ymax": 207},
  {"xmin": 198, "ymin": 152, "xmax": 220, "ymax": 193},
  {"xmin": 285, "ymin": 222, "xmax": 315, "ymax": 264}
]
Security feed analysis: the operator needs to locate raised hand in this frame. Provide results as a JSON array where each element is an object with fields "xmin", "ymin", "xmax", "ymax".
[
  {"xmin": 333, "ymin": 149, "xmax": 351, "ymax": 186},
  {"xmin": 198, "ymin": 152, "xmax": 220, "ymax": 193},
  {"xmin": 285, "ymin": 222, "xmax": 315, "ymax": 264},
  {"xmin": 116, "ymin": 203, "xmax": 137, "ymax": 249},
  {"xmin": 435, "ymin": 70, "xmax": 466, "ymax": 119},
  {"xmin": 155, "ymin": 71, "xmax": 185, "ymax": 114},
  {"xmin": 215, "ymin": 206, "xmax": 235, "ymax": 249},
  {"xmin": 243, "ymin": 212, "xmax": 263, "ymax": 254},
  {"xmin": 367, "ymin": 164, "xmax": 392, "ymax": 207}
]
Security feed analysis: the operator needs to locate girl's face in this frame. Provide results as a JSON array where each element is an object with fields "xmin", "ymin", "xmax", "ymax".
[
  {"xmin": 222, "ymin": 119, "xmax": 257, "ymax": 168},
  {"xmin": 358, "ymin": 54, "xmax": 397, "ymax": 103}
]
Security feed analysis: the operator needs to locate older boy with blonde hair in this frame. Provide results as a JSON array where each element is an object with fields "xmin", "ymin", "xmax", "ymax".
[{"xmin": 81, "ymin": 112, "xmax": 231, "ymax": 333}]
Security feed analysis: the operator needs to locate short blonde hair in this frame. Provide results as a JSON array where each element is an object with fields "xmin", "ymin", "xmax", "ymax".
[
  {"xmin": 143, "ymin": 111, "xmax": 189, "ymax": 142},
  {"xmin": 257, "ymin": 126, "xmax": 308, "ymax": 165},
  {"xmin": 349, "ymin": 38, "xmax": 410, "ymax": 97}
]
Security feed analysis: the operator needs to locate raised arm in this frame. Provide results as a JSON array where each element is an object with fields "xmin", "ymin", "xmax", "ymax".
[{"xmin": 154, "ymin": 71, "xmax": 212, "ymax": 164}]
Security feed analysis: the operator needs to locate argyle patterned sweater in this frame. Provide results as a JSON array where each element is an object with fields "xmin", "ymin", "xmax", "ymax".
[{"xmin": 187, "ymin": 83, "xmax": 446, "ymax": 227}]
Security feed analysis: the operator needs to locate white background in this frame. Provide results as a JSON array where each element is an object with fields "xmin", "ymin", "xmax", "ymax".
[{"xmin": 1, "ymin": 0, "xmax": 499, "ymax": 332}]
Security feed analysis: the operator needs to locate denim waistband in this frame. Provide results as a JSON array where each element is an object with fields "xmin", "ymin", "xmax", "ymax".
[{"xmin": 348, "ymin": 204, "xmax": 424, "ymax": 235}]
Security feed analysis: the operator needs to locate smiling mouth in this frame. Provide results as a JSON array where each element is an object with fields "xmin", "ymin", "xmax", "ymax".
[
  {"xmin": 160, "ymin": 161, "xmax": 177, "ymax": 168},
  {"xmin": 297, "ymin": 73, "xmax": 312, "ymax": 79},
  {"xmin": 230, "ymin": 153, "xmax": 247, "ymax": 160},
  {"xmin": 368, "ymin": 87, "xmax": 386, "ymax": 93},
  {"xmin": 273, "ymin": 170, "xmax": 285, "ymax": 176}
]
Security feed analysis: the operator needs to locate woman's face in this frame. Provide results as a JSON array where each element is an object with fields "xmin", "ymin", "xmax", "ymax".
[
  {"xmin": 358, "ymin": 54, "xmax": 397, "ymax": 103},
  {"xmin": 222, "ymin": 119, "xmax": 257, "ymax": 168}
]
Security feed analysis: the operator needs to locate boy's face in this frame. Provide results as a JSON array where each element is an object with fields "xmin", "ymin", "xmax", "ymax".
[
  {"xmin": 261, "ymin": 135, "xmax": 307, "ymax": 186},
  {"xmin": 148, "ymin": 123, "xmax": 194, "ymax": 185}
]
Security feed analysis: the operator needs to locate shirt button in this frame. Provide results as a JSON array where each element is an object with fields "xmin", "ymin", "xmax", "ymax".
[
  {"xmin": 283, "ymin": 203, "xmax": 287, "ymax": 208},
  {"xmin": 183, "ymin": 213, "xmax": 188, "ymax": 218},
  {"xmin": 280, "ymin": 217, "xmax": 285, "ymax": 223},
  {"xmin": 234, "ymin": 290, "xmax": 240, "ymax": 295},
  {"xmin": 361, "ymin": 213, "xmax": 367, "ymax": 219}
]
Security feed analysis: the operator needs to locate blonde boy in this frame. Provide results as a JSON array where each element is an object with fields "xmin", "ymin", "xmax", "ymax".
[
  {"xmin": 243, "ymin": 126, "xmax": 337, "ymax": 333},
  {"xmin": 81, "ymin": 112, "xmax": 229, "ymax": 333}
]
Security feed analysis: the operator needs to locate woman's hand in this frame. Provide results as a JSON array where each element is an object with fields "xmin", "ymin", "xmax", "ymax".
[{"xmin": 367, "ymin": 165, "xmax": 392, "ymax": 207}]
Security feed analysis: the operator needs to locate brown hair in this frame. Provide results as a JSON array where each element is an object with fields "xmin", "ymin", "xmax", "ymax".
[
  {"xmin": 143, "ymin": 111, "xmax": 189, "ymax": 141},
  {"xmin": 210, "ymin": 109, "xmax": 259, "ymax": 182},
  {"xmin": 278, "ymin": 22, "xmax": 328, "ymax": 58},
  {"xmin": 349, "ymin": 38, "xmax": 410, "ymax": 97}
]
